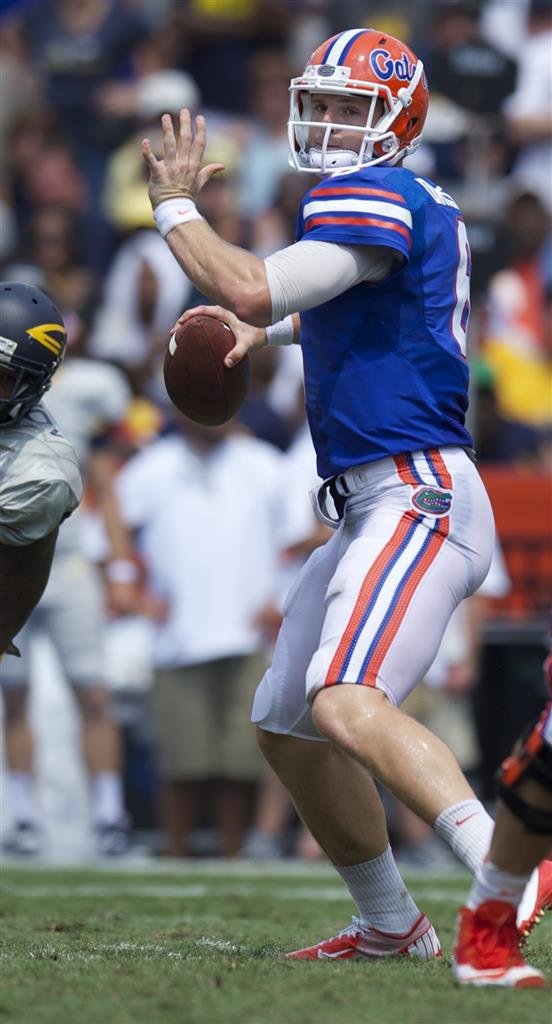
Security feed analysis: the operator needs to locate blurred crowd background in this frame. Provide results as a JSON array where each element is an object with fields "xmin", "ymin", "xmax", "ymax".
[{"xmin": 0, "ymin": 0, "xmax": 550, "ymax": 866}]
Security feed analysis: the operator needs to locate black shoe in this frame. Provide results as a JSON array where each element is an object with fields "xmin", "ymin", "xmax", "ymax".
[
  {"xmin": 95, "ymin": 814, "xmax": 131, "ymax": 857},
  {"xmin": 4, "ymin": 820, "xmax": 41, "ymax": 856}
]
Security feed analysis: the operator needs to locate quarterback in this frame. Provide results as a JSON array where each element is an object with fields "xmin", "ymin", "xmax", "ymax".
[
  {"xmin": 143, "ymin": 28, "xmax": 551, "ymax": 971},
  {"xmin": 0, "ymin": 282, "xmax": 82, "ymax": 660}
]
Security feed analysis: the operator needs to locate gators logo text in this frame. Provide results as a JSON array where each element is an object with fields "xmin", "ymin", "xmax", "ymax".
[
  {"xmin": 26, "ymin": 323, "xmax": 66, "ymax": 356},
  {"xmin": 411, "ymin": 486, "xmax": 453, "ymax": 516},
  {"xmin": 370, "ymin": 48, "xmax": 416, "ymax": 82}
]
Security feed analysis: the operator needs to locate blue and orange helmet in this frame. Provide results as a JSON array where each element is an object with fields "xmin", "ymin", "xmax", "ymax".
[{"xmin": 288, "ymin": 28, "xmax": 428, "ymax": 174}]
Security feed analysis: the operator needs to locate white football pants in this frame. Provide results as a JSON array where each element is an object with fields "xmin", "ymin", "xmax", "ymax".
[{"xmin": 252, "ymin": 446, "xmax": 495, "ymax": 741}]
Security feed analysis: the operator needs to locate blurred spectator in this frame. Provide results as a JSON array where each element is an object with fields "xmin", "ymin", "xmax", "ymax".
[
  {"xmin": 88, "ymin": 230, "xmax": 193, "ymax": 397},
  {"xmin": 114, "ymin": 417, "xmax": 286, "ymax": 858},
  {"xmin": 102, "ymin": 69, "xmax": 202, "ymax": 234},
  {"xmin": 503, "ymin": 0, "xmax": 552, "ymax": 212},
  {"xmin": 250, "ymin": 171, "xmax": 309, "ymax": 256},
  {"xmin": 6, "ymin": 206, "xmax": 97, "ymax": 325},
  {"xmin": 172, "ymin": 0, "xmax": 291, "ymax": 116},
  {"xmin": 0, "ymin": 44, "xmax": 41, "ymax": 183},
  {"xmin": 243, "ymin": 412, "xmax": 331, "ymax": 860},
  {"xmin": 480, "ymin": 0, "xmax": 532, "ymax": 60},
  {"xmin": 10, "ymin": 0, "xmax": 149, "ymax": 155},
  {"xmin": 237, "ymin": 50, "xmax": 294, "ymax": 220},
  {"xmin": 238, "ymin": 347, "xmax": 295, "ymax": 451},
  {"xmin": 195, "ymin": 133, "xmax": 246, "ymax": 247},
  {"xmin": 420, "ymin": 2, "xmax": 517, "ymax": 187},
  {"xmin": 1, "ymin": 329, "xmax": 135, "ymax": 858},
  {"xmin": 5, "ymin": 0, "xmax": 153, "ymax": 267},
  {"xmin": 474, "ymin": 362, "xmax": 541, "ymax": 467},
  {"xmin": 480, "ymin": 191, "xmax": 552, "ymax": 430},
  {"xmin": 425, "ymin": 2, "xmax": 517, "ymax": 116}
]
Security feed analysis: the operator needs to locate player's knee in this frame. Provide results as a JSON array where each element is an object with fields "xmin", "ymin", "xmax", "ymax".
[
  {"xmin": 76, "ymin": 685, "xmax": 112, "ymax": 723},
  {"xmin": 2, "ymin": 688, "xmax": 29, "ymax": 723},
  {"xmin": 311, "ymin": 685, "xmax": 387, "ymax": 750}
]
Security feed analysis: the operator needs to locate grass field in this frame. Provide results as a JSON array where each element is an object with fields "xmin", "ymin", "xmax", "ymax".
[{"xmin": 1, "ymin": 862, "xmax": 550, "ymax": 1024}]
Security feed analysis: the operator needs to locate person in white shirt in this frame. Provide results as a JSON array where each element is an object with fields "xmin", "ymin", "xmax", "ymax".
[
  {"xmin": 503, "ymin": 2, "xmax": 552, "ymax": 212},
  {"xmin": 116, "ymin": 416, "xmax": 286, "ymax": 857}
]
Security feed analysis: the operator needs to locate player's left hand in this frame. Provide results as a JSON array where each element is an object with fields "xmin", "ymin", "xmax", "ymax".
[
  {"xmin": 142, "ymin": 108, "xmax": 225, "ymax": 209},
  {"xmin": 172, "ymin": 304, "xmax": 267, "ymax": 367}
]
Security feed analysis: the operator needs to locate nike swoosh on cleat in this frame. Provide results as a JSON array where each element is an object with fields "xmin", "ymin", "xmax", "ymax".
[
  {"xmin": 318, "ymin": 948, "xmax": 353, "ymax": 959},
  {"xmin": 455, "ymin": 812, "xmax": 480, "ymax": 826}
]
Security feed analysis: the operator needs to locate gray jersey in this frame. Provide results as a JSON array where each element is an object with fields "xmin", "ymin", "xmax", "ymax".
[
  {"xmin": 0, "ymin": 402, "xmax": 82, "ymax": 546},
  {"xmin": 43, "ymin": 358, "xmax": 131, "ymax": 552}
]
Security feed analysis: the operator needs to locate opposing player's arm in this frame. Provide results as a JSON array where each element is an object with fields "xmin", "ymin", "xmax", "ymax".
[{"xmin": 0, "ymin": 529, "xmax": 58, "ymax": 656}]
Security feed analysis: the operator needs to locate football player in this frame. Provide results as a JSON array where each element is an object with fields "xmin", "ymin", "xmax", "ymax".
[
  {"xmin": 453, "ymin": 659, "xmax": 552, "ymax": 988},
  {"xmin": 1, "ymin": 308, "xmax": 134, "ymax": 858},
  {"xmin": 0, "ymin": 282, "xmax": 82, "ymax": 662},
  {"xmin": 142, "ymin": 28, "xmax": 551, "ymax": 962}
]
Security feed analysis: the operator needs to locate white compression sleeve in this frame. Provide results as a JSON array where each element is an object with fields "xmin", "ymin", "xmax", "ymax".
[{"xmin": 264, "ymin": 240, "xmax": 399, "ymax": 323}]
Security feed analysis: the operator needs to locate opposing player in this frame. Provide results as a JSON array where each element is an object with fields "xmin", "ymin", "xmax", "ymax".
[
  {"xmin": 453, "ymin": 658, "xmax": 552, "ymax": 988},
  {"xmin": 142, "ymin": 28, "xmax": 551, "ymax": 960},
  {"xmin": 1, "ymin": 327, "xmax": 133, "ymax": 857},
  {"xmin": 0, "ymin": 281, "xmax": 82, "ymax": 661}
]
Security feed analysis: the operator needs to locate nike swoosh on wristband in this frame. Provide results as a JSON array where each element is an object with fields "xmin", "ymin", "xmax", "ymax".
[{"xmin": 455, "ymin": 812, "xmax": 480, "ymax": 826}]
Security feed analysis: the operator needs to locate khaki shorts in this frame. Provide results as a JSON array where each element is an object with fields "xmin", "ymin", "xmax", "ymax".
[{"xmin": 152, "ymin": 654, "xmax": 266, "ymax": 781}]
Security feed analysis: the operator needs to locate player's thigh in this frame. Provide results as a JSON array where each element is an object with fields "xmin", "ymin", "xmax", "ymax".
[
  {"xmin": 0, "ymin": 628, "xmax": 33, "ymax": 690},
  {"xmin": 251, "ymin": 531, "xmax": 342, "ymax": 742},
  {"xmin": 306, "ymin": 454, "xmax": 494, "ymax": 706},
  {"xmin": 151, "ymin": 663, "xmax": 216, "ymax": 779},
  {"xmin": 216, "ymin": 653, "xmax": 267, "ymax": 779},
  {"xmin": 46, "ymin": 555, "xmax": 106, "ymax": 686}
]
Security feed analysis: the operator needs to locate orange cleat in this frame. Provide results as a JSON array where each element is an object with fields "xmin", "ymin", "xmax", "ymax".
[
  {"xmin": 287, "ymin": 913, "xmax": 441, "ymax": 961},
  {"xmin": 453, "ymin": 901, "xmax": 547, "ymax": 988}
]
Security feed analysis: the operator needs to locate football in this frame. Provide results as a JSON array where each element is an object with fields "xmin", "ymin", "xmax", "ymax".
[{"xmin": 163, "ymin": 314, "xmax": 249, "ymax": 426}]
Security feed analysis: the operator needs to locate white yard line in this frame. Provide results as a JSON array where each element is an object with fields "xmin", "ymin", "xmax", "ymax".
[
  {"xmin": 1, "ymin": 882, "xmax": 469, "ymax": 903},
  {"xmin": 1, "ymin": 856, "xmax": 469, "ymax": 879}
]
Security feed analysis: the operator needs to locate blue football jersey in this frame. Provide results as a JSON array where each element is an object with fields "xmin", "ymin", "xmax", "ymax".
[{"xmin": 296, "ymin": 164, "xmax": 474, "ymax": 478}]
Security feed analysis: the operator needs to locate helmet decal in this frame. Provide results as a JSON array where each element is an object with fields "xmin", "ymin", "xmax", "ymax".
[
  {"xmin": 26, "ymin": 323, "xmax": 66, "ymax": 356},
  {"xmin": 370, "ymin": 49, "xmax": 416, "ymax": 82}
]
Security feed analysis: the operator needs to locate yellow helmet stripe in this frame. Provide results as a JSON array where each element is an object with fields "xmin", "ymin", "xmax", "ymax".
[{"xmin": 26, "ymin": 323, "xmax": 66, "ymax": 355}]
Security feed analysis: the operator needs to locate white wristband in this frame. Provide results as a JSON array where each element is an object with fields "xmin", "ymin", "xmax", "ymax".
[
  {"xmin": 266, "ymin": 315, "xmax": 295, "ymax": 346},
  {"xmin": 105, "ymin": 559, "xmax": 139, "ymax": 584},
  {"xmin": 153, "ymin": 198, "xmax": 204, "ymax": 238}
]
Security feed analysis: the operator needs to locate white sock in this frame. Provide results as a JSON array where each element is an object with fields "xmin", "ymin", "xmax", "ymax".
[
  {"xmin": 467, "ymin": 859, "xmax": 530, "ymax": 911},
  {"xmin": 434, "ymin": 800, "xmax": 494, "ymax": 874},
  {"xmin": 7, "ymin": 772, "xmax": 38, "ymax": 824},
  {"xmin": 336, "ymin": 845, "xmax": 422, "ymax": 933},
  {"xmin": 92, "ymin": 772, "xmax": 124, "ymax": 825}
]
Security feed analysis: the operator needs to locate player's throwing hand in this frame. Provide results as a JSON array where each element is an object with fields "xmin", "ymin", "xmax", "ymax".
[{"xmin": 142, "ymin": 108, "xmax": 225, "ymax": 208}]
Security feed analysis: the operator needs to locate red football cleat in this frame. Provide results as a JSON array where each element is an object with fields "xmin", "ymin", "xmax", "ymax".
[
  {"xmin": 286, "ymin": 913, "xmax": 441, "ymax": 961},
  {"xmin": 453, "ymin": 901, "xmax": 547, "ymax": 988},
  {"xmin": 517, "ymin": 859, "xmax": 552, "ymax": 937}
]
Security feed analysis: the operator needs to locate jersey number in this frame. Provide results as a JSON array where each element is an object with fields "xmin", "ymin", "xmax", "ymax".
[{"xmin": 451, "ymin": 219, "xmax": 471, "ymax": 356}]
